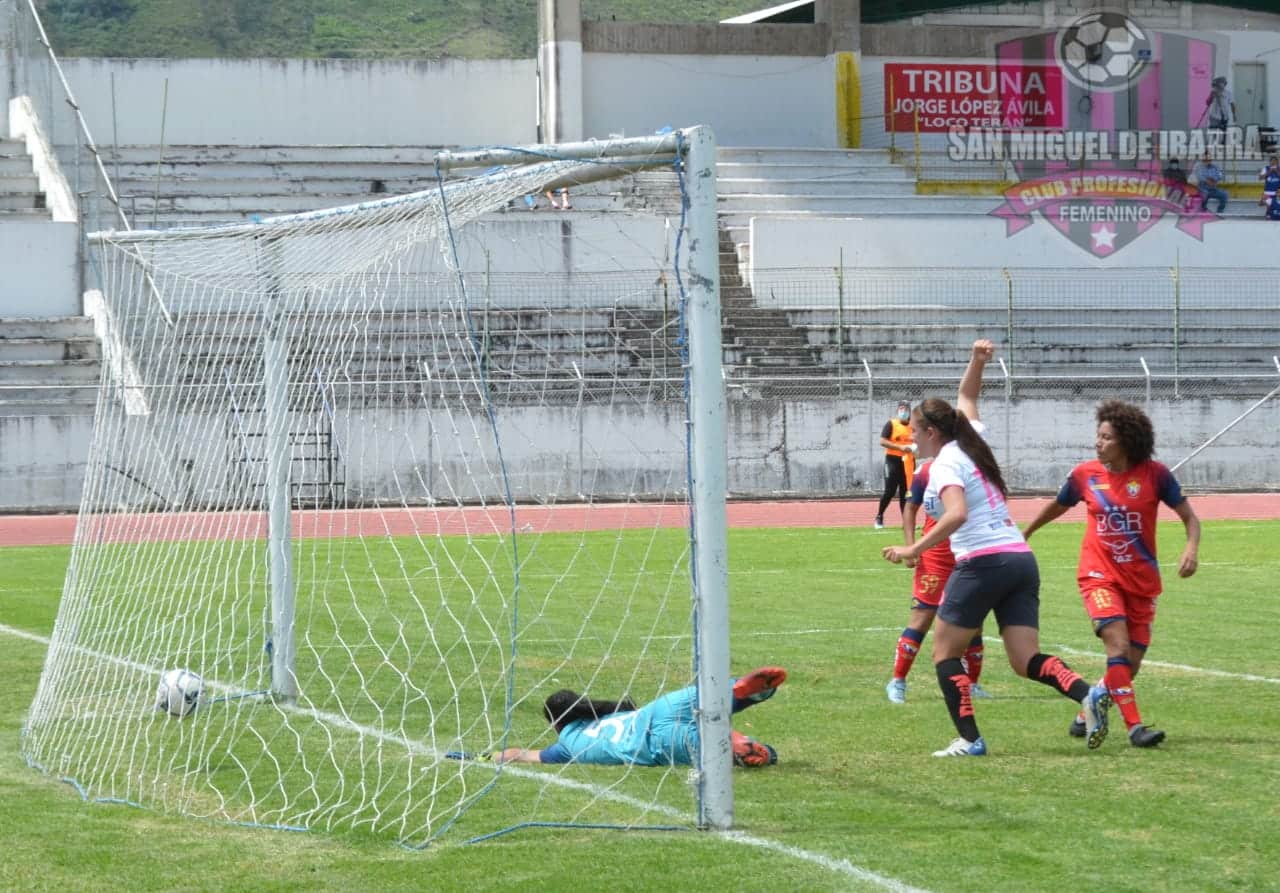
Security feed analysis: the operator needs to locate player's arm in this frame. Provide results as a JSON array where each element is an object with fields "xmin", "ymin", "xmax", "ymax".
[
  {"xmin": 1172, "ymin": 498, "xmax": 1201, "ymax": 578},
  {"xmin": 884, "ymin": 486, "xmax": 965, "ymax": 563},
  {"xmin": 492, "ymin": 747, "xmax": 545, "ymax": 763},
  {"xmin": 878, "ymin": 420, "xmax": 896, "ymax": 451},
  {"xmin": 1023, "ymin": 499, "xmax": 1070, "ymax": 540},
  {"xmin": 956, "ymin": 339, "xmax": 995, "ymax": 423},
  {"xmin": 900, "ymin": 500, "xmax": 919, "ymax": 567}
]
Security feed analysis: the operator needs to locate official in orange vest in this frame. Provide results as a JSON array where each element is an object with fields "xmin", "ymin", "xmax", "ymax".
[{"xmin": 875, "ymin": 400, "xmax": 917, "ymax": 529}]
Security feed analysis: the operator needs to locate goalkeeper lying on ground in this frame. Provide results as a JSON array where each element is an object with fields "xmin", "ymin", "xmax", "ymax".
[{"xmin": 489, "ymin": 667, "xmax": 786, "ymax": 768}]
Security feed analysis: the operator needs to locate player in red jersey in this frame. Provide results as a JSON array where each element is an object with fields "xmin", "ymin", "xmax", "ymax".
[
  {"xmin": 885, "ymin": 459, "xmax": 989, "ymax": 703},
  {"xmin": 1024, "ymin": 401, "xmax": 1201, "ymax": 748}
]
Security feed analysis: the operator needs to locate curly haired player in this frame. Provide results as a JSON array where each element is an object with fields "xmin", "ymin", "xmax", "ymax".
[{"xmin": 1024, "ymin": 401, "xmax": 1201, "ymax": 748}]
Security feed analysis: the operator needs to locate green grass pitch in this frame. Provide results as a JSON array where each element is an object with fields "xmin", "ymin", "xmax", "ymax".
[{"xmin": 2, "ymin": 519, "xmax": 1278, "ymax": 892}]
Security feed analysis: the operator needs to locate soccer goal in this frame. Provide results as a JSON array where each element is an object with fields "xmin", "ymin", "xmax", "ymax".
[{"xmin": 22, "ymin": 127, "xmax": 737, "ymax": 844}]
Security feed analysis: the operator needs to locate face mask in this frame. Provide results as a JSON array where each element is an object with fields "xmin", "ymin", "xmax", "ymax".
[{"xmin": 897, "ymin": 411, "xmax": 910, "ymax": 422}]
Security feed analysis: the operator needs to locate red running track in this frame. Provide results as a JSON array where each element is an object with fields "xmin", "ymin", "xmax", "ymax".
[{"xmin": 1, "ymin": 494, "xmax": 1276, "ymax": 547}]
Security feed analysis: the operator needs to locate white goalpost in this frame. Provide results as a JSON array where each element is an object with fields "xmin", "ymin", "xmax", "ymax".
[{"xmin": 22, "ymin": 127, "xmax": 735, "ymax": 843}]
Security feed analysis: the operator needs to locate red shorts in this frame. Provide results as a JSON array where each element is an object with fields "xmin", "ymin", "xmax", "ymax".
[
  {"xmin": 912, "ymin": 547, "xmax": 957, "ymax": 609},
  {"xmin": 1079, "ymin": 581, "xmax": 1158, "ymax": 648}
]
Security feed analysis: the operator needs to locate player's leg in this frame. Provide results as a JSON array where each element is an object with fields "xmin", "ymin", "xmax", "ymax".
[
  {"xmin": 1118, "ymin": 596, "xmax": 1165, "ymax": 747},
  {"xmin": 732, "ymin": 666, "xmax": 787, "ymax": 712},
  {"xmin": 929, "ymin": 560, "xmax": 1000, "ymax": 755},
  {"xmin": 874, "ymin": 457, "xmax": 898, "ymax": 527},
  {"xmin": 888, "ymin": 602, "xmax": 935, "ymax": 703},
  {"xmin": 964, "ymin": 630, "xmax": 992, "ymax": 698}
]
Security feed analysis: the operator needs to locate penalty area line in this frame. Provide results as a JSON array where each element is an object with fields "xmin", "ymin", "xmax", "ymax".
[{"xmin": 0, "ymin": 621, "xmax": 930, "ymax": 892}]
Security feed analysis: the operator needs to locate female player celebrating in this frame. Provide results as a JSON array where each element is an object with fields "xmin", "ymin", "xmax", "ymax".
[
  {"xmin": 1023, "ymin": 400, "xmax": 1201, "ymax": 748},
  {"xmin": 885, "ymin": 458, "xmax": 989, "ymax": 704},
  {"xmin": 882, "ymin": 340, "xmax": 1104, "ymax": 756}
]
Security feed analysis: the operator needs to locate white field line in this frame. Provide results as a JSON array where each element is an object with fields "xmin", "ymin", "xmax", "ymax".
[{"xmin": 1, "ymin": 621, "xmax": 929, "ymax": 893}]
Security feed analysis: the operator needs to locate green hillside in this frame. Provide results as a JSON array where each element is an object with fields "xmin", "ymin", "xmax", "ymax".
[{"xmin": 38, "ymin": 0, "xmax": 755, "ymax": 59}]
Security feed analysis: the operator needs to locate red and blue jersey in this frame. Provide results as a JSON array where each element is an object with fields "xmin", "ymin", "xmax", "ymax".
[
  {"xmin": 1056, "ymin": 459, "xmax": 1185, "ymax": 596},
  {"xmin": 910, "ymin": 461, "xmax": 953, "ymax": 563}
]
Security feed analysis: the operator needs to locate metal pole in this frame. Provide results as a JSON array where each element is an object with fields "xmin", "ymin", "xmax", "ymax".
[
  {"xmin": 999, "ymin": 357, "xmax": 1011, "ymax": 470},
  {"xmin": 151, "ymin": 77, "xmax": 168, "ymax": 231},
  {"xmin": 836, "ymin": 248, "xmax": 845, "ymax": 396},
  {"xmin": 259, "ymin": 235, "xmax": 297, "ymax": 704},
  {"xmin": 1139, "ymin": 356, "xmax": 1151, "ymax": 411},
  {"xmin": 683, "ymin": 125, "xmax": 732, "ymax": 832},
  {"xmin": 863, "ymin": 359, "xmax": 874, "ymax": 489},
  {"xmin": 1171, "ymin": 259, "xmax": 1181, "ymax": 399},
  {"xmin": 1003, "ymin": 268, "xmax": 1014, "ymax": 379}
]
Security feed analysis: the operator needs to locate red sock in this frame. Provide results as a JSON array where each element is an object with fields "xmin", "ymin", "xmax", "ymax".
[
  {"xmin": 892, "ymin": 628, "xmax": 925, "ymax": 680},
  {"xmin": 962, "ymin": 636, "xmax": 984, "ymax": 685},
  {"xmin": 1105, "ymin": 658, "xmax": 1142, "ymax": 728}
]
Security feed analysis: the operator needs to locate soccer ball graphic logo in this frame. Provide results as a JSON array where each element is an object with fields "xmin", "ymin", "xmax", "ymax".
[
  {"xmin": 156, "ymin": 668, "xmax": 204, "ymax": 718},
  {"xmin": 1056, "ymin": 11, "xmax": 1152, "ymax": 93}
]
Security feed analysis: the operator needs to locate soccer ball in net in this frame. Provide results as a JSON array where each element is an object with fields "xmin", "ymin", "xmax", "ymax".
[
  {"xmin": 1056, "ymin": 11, "xmax": 1152, "ymax": 93},
  {"xmin": 155, "ymin": 668, "xmax": 204, "ymax": 718}
]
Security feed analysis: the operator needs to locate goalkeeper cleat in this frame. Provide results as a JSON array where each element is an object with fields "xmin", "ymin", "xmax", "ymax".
[
  {"xmin": 969, "ymin": 682, "xmax": 993, "ymax": 699},
  {"xmin": 1068, "ymin": 714, "xmax": 1087, "ymax": 738},
  {"xmin": 731, "ymin": 730, "xmax": 777, "ymax": 767},
  {"xmin": 1128, "ymin": 725, "xmax": 1166, "ymax": 748},
  {"xmin": 932, "ymin": 736, "xmax": 987, "ymax": 757},
  {"xmin": 886, "ymin": 678, "xmax": 907, "ymax": 704},
  {"xmin": 1082, "ymin": 684, "xmax": 1111, "ymax": 750},
  {"xmin": 732, "ymin": 666, "xmax": 787, "ymax": 712}
]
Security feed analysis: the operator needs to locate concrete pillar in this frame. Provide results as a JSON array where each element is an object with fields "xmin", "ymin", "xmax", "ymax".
[
  {"xmin": 537, "ymin": 0, "xmax": 584, "ymax": 143},
  {"xmin": 818, "ymin": 0, "xmax": 860, "ymax": 53}
]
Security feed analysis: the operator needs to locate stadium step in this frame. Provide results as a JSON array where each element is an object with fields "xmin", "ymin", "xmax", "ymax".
[
  {"xmin": 0, "ymin": 155, "xmax": 35, "ymax": 177},
  {"xmin": 0, "ymin": 336, "xmax": 100, "ymax": 362},
  {"xmin": 0, "ymin": 174, "xmax": 40, "ymax": 194},
  {"xmin": 0, "ymin": 359, "xmax": 101, "ymax": 384},
  {"xmin": 719, "ymin": 179, "xmax": 919, "ymax": 198}
]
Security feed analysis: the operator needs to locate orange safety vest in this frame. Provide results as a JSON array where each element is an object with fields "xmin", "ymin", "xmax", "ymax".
[{"xmin": 885, "ymin": 418, "xmax": 916, "ymax": 486}]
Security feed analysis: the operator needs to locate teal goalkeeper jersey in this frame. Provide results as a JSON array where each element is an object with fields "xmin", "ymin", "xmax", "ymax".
[{"xmin": 540, "ymin": 685, "xmax": 698, "ymax": 766}]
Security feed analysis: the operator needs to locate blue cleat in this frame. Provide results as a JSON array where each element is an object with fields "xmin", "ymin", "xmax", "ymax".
[
  {"xmin": 969, "ymin": 682, "xmax": 993, "ymax": 699},
  {"xmin": 886, "ymin": 678, "xmax": 907, "ymax": 704},
  {"xmin": 1083, "ymin": 684, "xmax": 1111, "ymax": 750}
]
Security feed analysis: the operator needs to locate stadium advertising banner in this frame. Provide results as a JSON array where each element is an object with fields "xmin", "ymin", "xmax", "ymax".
[{"xmin": 883, "ymin": 63, "xmax": 1065, "ymax": 132}]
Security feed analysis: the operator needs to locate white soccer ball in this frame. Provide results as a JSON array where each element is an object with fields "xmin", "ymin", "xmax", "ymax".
[
  {"xmin": 155, "ymin": 668, "xmax": 204, "ymax": 718},
  {"xmin": 1057, "ymin": 11, "xmax": 1151, "ymax": 93}
]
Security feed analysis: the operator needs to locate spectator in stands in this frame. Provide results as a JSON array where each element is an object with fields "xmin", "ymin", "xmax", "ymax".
[
  {"xmin": 1258, "ymin": 155, "xmax": 1280, "ymax": 210},
  {"xmin": 874, "ymin": 400, "xmax": 917, "ymax": 529},
  {"xmin": 1205, "ymin": 76, "xmax": 1236, "ymax": 132},
  {"xmin": 1192, "ymin": 151, "xmax": 1228, "ymax": 214},
  {"xmin": 544, "ymin": 186, "xmax": 572, "ymax": 210},
  {"xmin": 1266, "ymin": 193, "xmax": 1280, "ymax": 221},
  {"xmin": 1161, "ymin": 157, "xmax": 1187, "ymax": 188}
]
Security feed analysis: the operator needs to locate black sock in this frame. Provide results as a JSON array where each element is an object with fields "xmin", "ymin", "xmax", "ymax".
[
  {"xmin": 935, "ymin": 657, "xmax": 980, "ymax": 741},
  {"xmin": 1026, "ymin": 653, "xmax": 1091, "ymax": 702}
]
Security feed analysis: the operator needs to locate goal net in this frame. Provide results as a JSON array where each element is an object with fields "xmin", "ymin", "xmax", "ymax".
[{"xmin": 22, "ymin": 128, "xmax": 735, "ymax": 845}]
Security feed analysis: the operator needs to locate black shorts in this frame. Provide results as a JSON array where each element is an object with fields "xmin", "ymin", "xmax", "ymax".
[{"xmin": 937, "ymin": 550, "xmax": 1040, "ymax": 630}]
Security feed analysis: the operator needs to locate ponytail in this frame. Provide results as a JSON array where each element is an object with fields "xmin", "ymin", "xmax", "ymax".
[
  {"xmin": 952, "ymin": 411, "xmax": 1008, "ymax": 498},
  {"xmin": 543, "ymin": 690, "xmax": 637, "ymax": 732},
  {"xmin": 917, "ymin": 398, "xmax": 1009, "ymax": 498}
]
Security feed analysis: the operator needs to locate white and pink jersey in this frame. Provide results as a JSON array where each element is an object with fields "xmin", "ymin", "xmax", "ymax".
[{"xmin": 920, "ymin": 421, "xmax": 1028, "ymax": 561}]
